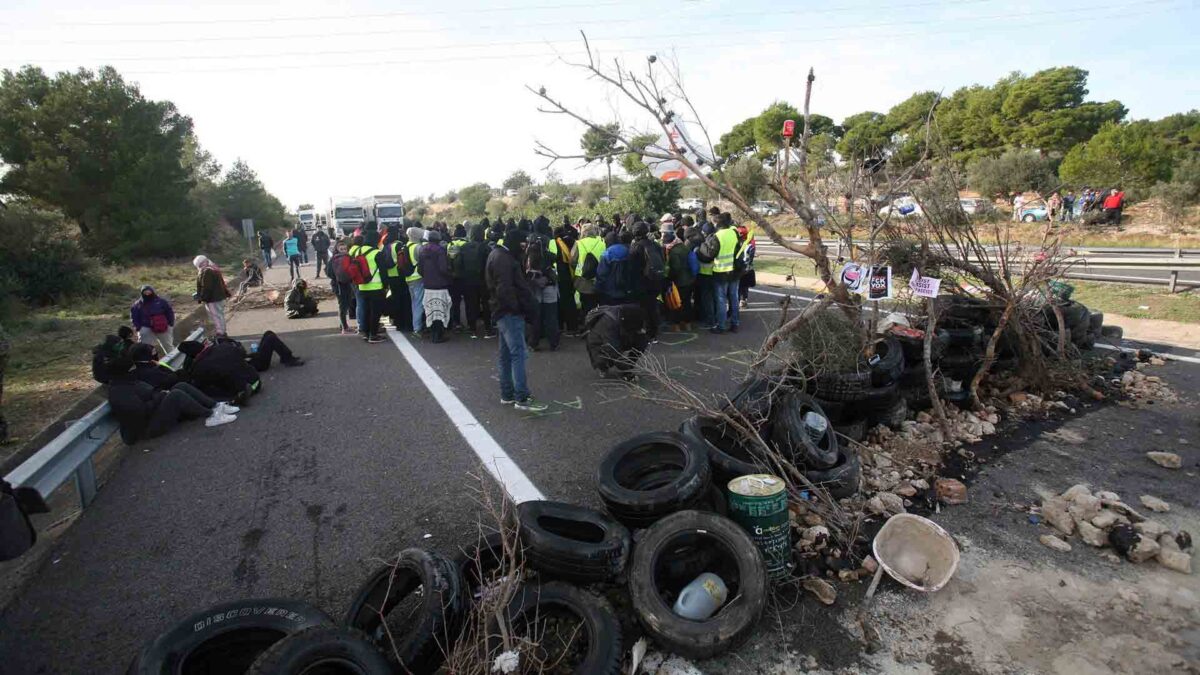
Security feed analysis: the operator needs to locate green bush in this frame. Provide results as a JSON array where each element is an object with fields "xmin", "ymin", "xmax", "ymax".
[{"xmin": 0, "ymin": 202, "xmax": 102, "ymax": 307}]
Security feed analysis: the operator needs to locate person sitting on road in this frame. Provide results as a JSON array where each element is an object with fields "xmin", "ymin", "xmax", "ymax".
[
  {"xmin": 129, "ymin": 343, "xmax": 180, "ymax": 390},
  {"xmin": 178, "ymin": 332, "xmax": 304, "ymax": 404},
  {"xmin": 236, "ymin": 259, "xmax": 264, "ymax": 299},
  {"xmin": 91, "ymin": 326, "xmax": 137, "ymax": 384},
  {"xmin": 131, "ymin": 285, "xmax": 176, "ymax": 353},
  {"xmin": 284, "ymin": 279, "xmax": 319, "ymax": 319},
  {"xmin": 107, "ymin": 355, "xmax": 238, "ymax": 445}
]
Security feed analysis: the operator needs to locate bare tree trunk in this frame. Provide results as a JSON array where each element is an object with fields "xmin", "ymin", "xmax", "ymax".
[
  {"xmin": 605, "ymin": 157, "xmax": 612, "ymax": 198},
  {"xmin": 923, "ymin": 303, "xmax": 952, "ymax": 439},
  {"xmin": 970, "ymin": 302, "xmax": 1014, "ymax": 410}
]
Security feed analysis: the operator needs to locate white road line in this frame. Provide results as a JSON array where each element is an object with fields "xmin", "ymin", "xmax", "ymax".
[
  {"xmin": 385, "ymin": 327, "xmax": 547, "ymax": 504},
  {"xmin": 1094, "ymin": 342, "xmax": 1200, "ymax": 365},
  {"xmin": 750, "ymin": 288, "xmax": 815, "ymax": 302}
]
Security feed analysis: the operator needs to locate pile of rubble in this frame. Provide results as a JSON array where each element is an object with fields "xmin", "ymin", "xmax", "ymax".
[
  {"xmin": 1118, "ymin": 362, "xmax": 1178, "ymax": 405},
  {"xmin": 1036, "ymin": 484, "xmax": 1193, "ymax": 574}
]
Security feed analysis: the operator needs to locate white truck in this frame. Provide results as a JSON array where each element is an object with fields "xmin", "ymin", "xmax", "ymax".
[
  {"xmin": 297, "ymin": 208, "xmax": 319, "ymax": 231},
  {"xmin": 365, "ymin": 194, "xmax": 405, "ymax": 231},
  {"xmin": 330, "ymin": 198, "xmax": 367, "ymax": 235}
]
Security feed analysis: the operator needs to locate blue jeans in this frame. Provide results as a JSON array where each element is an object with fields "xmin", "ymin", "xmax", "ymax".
[
  {"xmin": 261, "ymin": 248, "xmax": 272, "ymax": 268},
  {"xmin": 496, "ymin": 315, "xmax": 530, "ymax": 402},
  {"xmin": 714, "ymin": 276, "xmax": 739, "ymax": 330},
  {"xmin": 409, "ymin": 280, "xmax": 425, "ymax": 333},
  {"xmin": 355, "ymin": 289, "xmax": 366, "ymax": 333}
]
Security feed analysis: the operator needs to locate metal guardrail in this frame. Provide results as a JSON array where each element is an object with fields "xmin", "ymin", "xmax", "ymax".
[{"xmin": 3, "ymin": 327, "xmax": 204, "ymax": 514}]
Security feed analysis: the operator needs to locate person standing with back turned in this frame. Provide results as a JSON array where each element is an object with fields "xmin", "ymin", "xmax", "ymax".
[
  {"xmin": 193, "ymin": 256, "xmax": 231, "ymax": 336},
  {"xmin": 486, "ymin": 230, "xmax": 547, "ymax": 412}
]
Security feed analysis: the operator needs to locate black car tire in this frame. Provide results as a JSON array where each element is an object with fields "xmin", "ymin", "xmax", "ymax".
[
  {"xmin": 869, "ymin": 336, "xmax": 905, "ymax": 387},
  {"xmin": 517, "ymin": 501, "xmax": 631, "ymax": 582},
  {"xmin": 803, "ymin": 448, "xmax": 862, "ymax": 500},
  {"xmin": 492, "ymin": 582, "xmax": 623, "ymax": 675},
  {"xmin": 833, "ymin": 417, "xmax": 868, "ymax": 443},
  {"xmin": 246, "ymin": 626, "xmax": 391, "ymax": 675},
  {"xmin": 597, "ymin": 432, "xmax": 711, "ymax": 529},
  {"xmin": 811, "ymin": 368, "xmax": 873, "ymax": 402},
  {"xmin": 943, "ymin": 325, "xmax": 983, "ymax": 349},
  {"xmin": 628, "ymin": 511, "xmax": 767, "ymax": 660},
  {"xmin": 343, "ymin": 548, "xmax": 465, "ymax": 675},
  {"xmin": 680, "ymin": 415, "xmax": 770, "ymax": 486},
  {"xmin": 455, "ymin": 531, "xmax": 514, "ymax": 603},
  {"xmin": 1089, "ymin": 311, "xmax": 1104, "ymax": 334},
  {"xmin": 127, "ymin": 598, "xmax": 333, "ymax": 675},
  {"xmin": 769, "ymin": 391, "xmax": 839, "ymax": 469},
  {"xmin": 868, "ymin": 397, "xmax": 908, "ymax": 429}
]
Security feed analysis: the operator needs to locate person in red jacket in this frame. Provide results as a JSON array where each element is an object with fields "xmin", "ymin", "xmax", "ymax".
[{"xmin": 1101, "ymin": 187, "xmax": 1125, "ymax": 224}]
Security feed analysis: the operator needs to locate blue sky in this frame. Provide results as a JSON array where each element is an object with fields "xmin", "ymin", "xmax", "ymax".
[{"xmin": 1, "ymin": 0, "xmax": 1197, "ymax": 208}]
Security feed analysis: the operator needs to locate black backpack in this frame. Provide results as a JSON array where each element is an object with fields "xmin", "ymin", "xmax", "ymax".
[{"xmin": 640, "ymin": 241, "xmax": 666, "ymax": 283}]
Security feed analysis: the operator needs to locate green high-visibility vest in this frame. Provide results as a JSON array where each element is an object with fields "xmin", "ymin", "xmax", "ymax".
[
  {"xmin": 385, "ymin": 242, "xmax": 402, "ymax": 278},
  {"xmin": 574, "ymin": 236, "xmax": 605, "ymax": 277},
  {"xmin": 713, "ymin": 228, "xmax": 739, "ymax": 274},
  {"xmin": 358, "ymin": 248, "xmax": 384, "ymax": 291},
  {"xmin": 405, "ymin": 242, "xmax": 422, "ymax": 282},
  {"xmin": 548, "ymin": 239, "xmax": 559, "ymax": 257}
]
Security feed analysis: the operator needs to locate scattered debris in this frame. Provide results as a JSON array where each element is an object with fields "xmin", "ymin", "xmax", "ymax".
[
  {"xmin": 802, "ymin": 578, "xmax": 837, "ymax": 605},
  {"xmin": 1157, "ymin": 548, "xmax": 1193, "ymax": 574},
  {"xmin": 491, "ymin": 650, "xmax": 519, "ymax": 674},
  {"xmin": 1139, "ymin": 495, "xmax": 1170, "ymax": 513},
  {"xmin": 934, "ymin": 478, "xmax": 968, "ymax": 505},
  {"xmin": 639, "ymin": 652, "xmax": 704, "ymax": 675},
  {"xmin": 1040, "ymin": 534, "xmax": 1072, "ymax": 552},
  {"xmin": 1145, "ymin": 452, "xmax": 1182, "ymax": 469}
]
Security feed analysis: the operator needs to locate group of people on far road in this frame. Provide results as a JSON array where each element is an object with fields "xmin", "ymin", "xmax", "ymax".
[
  {"xmin": 317, "ymin": 206, "xmax": 755, "ymax": 411},
  {"xmin": 1013, "ymin": 186, "xmax": 1125, "ymax": 225}
]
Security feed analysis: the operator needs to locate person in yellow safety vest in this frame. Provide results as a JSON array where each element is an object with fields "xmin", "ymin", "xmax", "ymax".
[
  {"xmin": 356, "ymin": 232, "xmax": 388, "ymax": 343},
  {"xmin": 694, "ymin": 222, "xmax": 717, "ymax": 328},
  {"xmin": 698, "ymin": 213, "xmax": 742, "ymax": 334},
  {"xmin": 404, "ymin": 226, "xmax": 425, "ymax": 335},
  {"xmin": 382, "ymin": 226, "xmax": 412, "ymax": 332},
  {"xmin": 570, "ymin": 223, "xmax": 606, "ymax": 321},
  {"xmin": 447, "ymin": 223, "xmax": 469, "ymax": 331}
]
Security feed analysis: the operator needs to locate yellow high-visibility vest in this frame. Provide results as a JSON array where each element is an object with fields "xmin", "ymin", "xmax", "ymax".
[
  {"xmin": 405, "ymin": 242, "xmax": 422, "ymax": 282},
  {"xmin": 385, "ymin": 242, "xmax": 402, "ymax": 278},
  {"xmin": 713, "ymin": 228, "xmax": 739, "ymax": 274},
  {"xmin": 358, "ymin": 248, "xmax": 384, "ymax": 291},
  {"xmin": 574, "ymin": 237, "xmax": 605, "ymax": 277}
]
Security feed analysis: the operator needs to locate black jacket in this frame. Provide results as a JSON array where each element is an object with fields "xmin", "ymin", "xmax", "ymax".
[
  {"xmin": 183, "ymin": 341, "xmax": 260, "ymax": 399},
  {"xmin": 311, "ymin": 230, "xmax": 330, "ymax": 252},
  {"xmin": 486, "ymin": 245, "xmax": 536, "ymax": 322},
  {"xmin": 108, "ymin": 379, "xmax": 162, "ymax": 445},
  {"xmin": 133, "ymin": 362, "xmax": 180, "ymax": 390},
  {"xmin": 458, "ymin": 224, "xmax": 490, "ymax": 286}
]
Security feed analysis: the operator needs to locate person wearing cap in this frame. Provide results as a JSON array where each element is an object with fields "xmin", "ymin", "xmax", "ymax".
[{"xmin": 485, "ymin": 230, "xmax": 547, "ymax": 412}]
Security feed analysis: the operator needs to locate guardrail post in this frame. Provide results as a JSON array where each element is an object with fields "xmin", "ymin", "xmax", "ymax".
[
  {"xmin": 1169, "ymin": 270, "xmax": 1178, "ymax": 294},
  {"xmin": 74, "ymin": 458, "xmax": 98, "ymax": 508}
]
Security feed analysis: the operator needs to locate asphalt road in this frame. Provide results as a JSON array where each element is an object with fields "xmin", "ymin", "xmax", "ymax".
[{"xmin": 0, "ymin": 260, "xmax": 792, "ymax": 674}]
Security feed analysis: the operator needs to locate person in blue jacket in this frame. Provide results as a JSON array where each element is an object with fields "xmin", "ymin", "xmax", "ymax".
[{"xmin": 130, "ymin": 285, "xmax": 176, "ymax": 352}]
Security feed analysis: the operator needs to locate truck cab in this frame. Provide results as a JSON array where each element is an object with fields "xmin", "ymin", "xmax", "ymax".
[
  {"xmin": 332, "ymin": 201, "xmax": 367, "ymax": 235},
  {"xmin": 297, "ymin": 209, "xmax": 318, "ymax": 231},
  {"xmin": 373, "ymin": 202, "xmax": 405, "ymax": 231}
]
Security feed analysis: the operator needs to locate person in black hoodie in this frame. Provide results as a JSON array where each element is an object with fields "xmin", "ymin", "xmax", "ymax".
[
  {"xmin": 129, "ymin": 343, "xmax": 180, "ymax": 390},
  {"xmin": 178, "ymin": 332, "xmax": 303, "ymax": 403},
  {"xmin": 627, "ymin": 221, "xmax": 666, "ymax": 342},
  {"xmin": 457, "ymin": 222, "xmax": 494, "ymax": 339},
  {"xmin": 91, "ymin": 327, "xmax": 136, "ymax": 384},
  {"xmin": 107, "ymin": 356, "xmax": 238, "ymax": 445}
]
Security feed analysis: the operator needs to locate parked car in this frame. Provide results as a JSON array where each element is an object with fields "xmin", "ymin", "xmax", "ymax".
[
  {"xmin": 959, "ymin": 198, "xmax": 990, "ymax": 216},
  {"xmin": 1019, "ymin": 201, "xmax": 1049, "ymax": 222},
  {"xmin": 751, "ymin": 201, "xmax": 780, "ymax": 216},
  {"xmin": 878, "ymin": 196, "xmax": 922, "ymax": 218},
  {"xmin": 677, "ymin": 197, "xmax": 705, "ymax": 211}
]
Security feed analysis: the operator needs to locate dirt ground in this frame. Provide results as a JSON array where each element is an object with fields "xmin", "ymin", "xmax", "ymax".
[{"xmin": 682, "ymin": 360, "xmax": 1199, "ymax": 675}]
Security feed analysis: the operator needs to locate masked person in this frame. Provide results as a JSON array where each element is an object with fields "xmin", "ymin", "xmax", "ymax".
[
  {"xmin": 130, "ymin": 285, "xmax": 175, "ymax": 353},
  {"xmin": 285, "ymin": 279, "xmax": 319, "ymax": 318}
]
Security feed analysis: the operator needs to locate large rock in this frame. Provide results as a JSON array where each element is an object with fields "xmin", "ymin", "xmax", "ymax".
[
  {"xmin": 877, "ymin": 492, "xmax": 906, "ymax": 515},
  {"xmin": 1128, "ymin": 536, "xmax": 1162, "ymax": 563},
  {"xmin": 1135, "ymin": 521, "xmax": 1169, "ymax": 539},
  {"xmin": 1062, "ymin": 484, "xmax": 1092, "ymax": 501},
  {"xmin": 1078, "ymin": 521, "xmax": 1109, "ymax": 548},
  {"xmin": 1040, "ymin": 534, "xmax": 1072, "ymax": 552},
  {"xmin": 1041, "ymin": 496, "xmax": 1076, "ymax": 536},
  {"xmin": 1092, "ymin": 510, "xmax": 1121, "ymax": 529},
  {"xmin": 1094, "ymin": 490, "xmax": 1121, "ymax": 502},
  {"xmin": 803, "ymin": 578, "xmax": 837, "ymax": 605},
  {"xmin": 1068, "ymin": 495, "xmax": 1102, "ymax": 523},
  {"xmin": 1146, "ymin": 452, "xmax": 1182, "ymax": 469},
  {"xmin": 935, "ymin": 478, "xmax": 968, "ymax": 505},
  {"xmin": 865, "ymin": 496, "xmax": 886, "ymax": 515},
  {"xmin": 1140, "ymin": 495, "xmax": 1171, "ymax": 513},
  {"xmin": 1157, "ymin": 548, "xmax": 1192, "ymax": 574}
]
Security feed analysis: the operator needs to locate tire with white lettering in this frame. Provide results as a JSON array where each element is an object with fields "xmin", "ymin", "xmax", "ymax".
[
  {"xmin": 246, "ymin": 626, "xmax": 391, "ymax": 674},
  {"xmin": 127, "ymin": 598, "xmax": 333, "ymax": 675},
  {"xmin": 343, "ymin": 548, "xmax": 465, "ymax": 674}
]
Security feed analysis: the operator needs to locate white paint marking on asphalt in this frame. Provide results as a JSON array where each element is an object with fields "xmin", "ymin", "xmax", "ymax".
[
  {"xmin": 385, "ymin": 328, "xmax": 547, "ymax": 504},
  {"xmin": 750, "ymin": 288, "xmax": 815, "ymax": 301},
  {"xmin": 1094, "ymin": 342, "xmax": 1200, "ymax": 365}
]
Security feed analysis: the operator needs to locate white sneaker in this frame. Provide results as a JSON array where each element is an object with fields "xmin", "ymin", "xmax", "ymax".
[
  {"xmin": 205, "ymin": 412, "xmax": 237, "ymax": 427},
  {"xmin": 216, "ymin": 402, "xmax": 240, "ymax": 415}
]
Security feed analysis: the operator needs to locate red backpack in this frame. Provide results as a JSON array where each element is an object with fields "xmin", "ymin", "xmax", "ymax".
[{"xmin": 342, "ymin": 251, "xmax": 371, "ymax": 285}]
